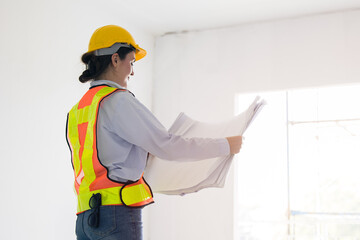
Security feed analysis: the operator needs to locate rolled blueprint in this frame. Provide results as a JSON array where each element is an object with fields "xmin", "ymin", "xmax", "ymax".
[{"xmin": 144, "ymin": 97, "xmax": 265, "ymax": 195}]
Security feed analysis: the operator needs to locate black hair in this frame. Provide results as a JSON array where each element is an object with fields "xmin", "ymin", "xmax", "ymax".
[{"xmin": 79, "ymin": 46, "xmax": 135, "ymax": 83}]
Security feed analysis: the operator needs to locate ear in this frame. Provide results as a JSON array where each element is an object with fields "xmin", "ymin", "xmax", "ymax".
[{"xmin": 111, "ymin": 53, "xmax": 119, "ymax": 67}]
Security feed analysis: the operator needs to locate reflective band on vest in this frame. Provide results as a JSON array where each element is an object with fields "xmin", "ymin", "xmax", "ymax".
[{"xmin": 66, "ymin": 85, "xmax": 154, "ymax": 213}]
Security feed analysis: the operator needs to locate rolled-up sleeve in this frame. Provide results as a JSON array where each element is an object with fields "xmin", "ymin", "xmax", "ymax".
[{"xmin": 102, "ymin": 91, "xmax": 230, "ymax": 160}]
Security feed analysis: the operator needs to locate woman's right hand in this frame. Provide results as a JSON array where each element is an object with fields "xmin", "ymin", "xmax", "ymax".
[{"xmin": 226, "ymin": 136, "xmax": 243, "ymax": 154}]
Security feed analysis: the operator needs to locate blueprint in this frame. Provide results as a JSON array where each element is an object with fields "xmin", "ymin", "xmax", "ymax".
[{"xmin": 144, "ymin": 97, "xmax": 265, "ymax": 195}]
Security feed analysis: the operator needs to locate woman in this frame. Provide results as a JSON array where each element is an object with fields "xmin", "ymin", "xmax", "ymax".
[{"xmin": 66, "ymin": 25, "xmax": 242, "ymax": 240}]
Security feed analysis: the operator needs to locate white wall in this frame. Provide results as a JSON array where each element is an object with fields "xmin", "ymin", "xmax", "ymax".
[
  {"xmin": 148, "ymin": 10, "xmax": 360, "ymax": 240},
  {"xmin": 0, "ymin": 0, "xmax": 155, "ymax": 239}
]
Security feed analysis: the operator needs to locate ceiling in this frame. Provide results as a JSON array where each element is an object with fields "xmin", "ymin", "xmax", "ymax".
[{"xmin": 119, "ymin": 0, "xmax": 360, "ymax": 35}]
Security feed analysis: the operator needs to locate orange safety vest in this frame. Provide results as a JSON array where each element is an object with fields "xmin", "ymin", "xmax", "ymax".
[{"xmin": 66, "ymin": 85, "xmax": 154, "ymax": 214}]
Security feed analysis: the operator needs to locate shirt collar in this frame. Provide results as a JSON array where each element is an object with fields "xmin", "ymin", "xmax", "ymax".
[{"xmin": 90, "ymin": 80, "xmax": 127, "ymax": 90}]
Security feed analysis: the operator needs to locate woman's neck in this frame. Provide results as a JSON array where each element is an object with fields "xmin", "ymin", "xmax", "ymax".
[{"xmin": 96, "ymin": 70, "xmax": 127, "ymax": 88}]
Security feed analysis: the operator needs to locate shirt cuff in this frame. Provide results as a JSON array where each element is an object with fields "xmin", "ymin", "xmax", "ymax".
[{"xmin": 218, "ymin": 138, "xmax": 230, "ymax": 156}]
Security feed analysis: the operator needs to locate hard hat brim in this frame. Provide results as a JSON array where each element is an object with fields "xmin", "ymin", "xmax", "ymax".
[
  {"xmin": 134, "ymin": 45, "xmax": 146, "ymax": 61},
  {"xmin": 84, "ymin": 42, "xmax": 146, "ymax": 61}
]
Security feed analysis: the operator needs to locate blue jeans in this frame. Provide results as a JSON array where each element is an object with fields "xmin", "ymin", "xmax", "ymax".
[{"xmin": 76, "ymin": 205, "xmax": 143, "ymax": 240}]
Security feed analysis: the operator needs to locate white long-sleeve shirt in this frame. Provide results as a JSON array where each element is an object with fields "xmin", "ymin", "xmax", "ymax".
[{"xmin": 91, "ymin": 80, "xmax": 230, "ymax": 182}]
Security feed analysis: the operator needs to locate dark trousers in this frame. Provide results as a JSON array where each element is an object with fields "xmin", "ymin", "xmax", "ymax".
[{"xmin": 76, "ymin": 205, "xmax": 143, "ymax": 240}]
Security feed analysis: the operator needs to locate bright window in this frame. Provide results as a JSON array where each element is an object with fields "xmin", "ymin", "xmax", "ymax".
[{"xmin": 235, "ymin": 84, "xmax": 360, "ymax": 240}]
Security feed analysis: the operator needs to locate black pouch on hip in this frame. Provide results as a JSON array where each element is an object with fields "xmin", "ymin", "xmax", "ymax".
[{"xmin": 88, "ymin": 193, "xmax": 102, "ymax": 228}]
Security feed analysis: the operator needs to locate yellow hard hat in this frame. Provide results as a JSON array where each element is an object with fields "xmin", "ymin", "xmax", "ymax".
[{"xmin": 85, "ymin": 25, "xmax": 146, "ymax": 61}]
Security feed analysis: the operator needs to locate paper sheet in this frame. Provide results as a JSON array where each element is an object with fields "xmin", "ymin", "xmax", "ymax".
[{"xmin": 144, "ymin": 97, "xmax": 265, "ymax": 195}]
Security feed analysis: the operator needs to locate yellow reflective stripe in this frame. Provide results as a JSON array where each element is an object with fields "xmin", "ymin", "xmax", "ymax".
[
  {"xmin": 68, "ymin": 104, "xmax": 81, "ymax": 175},
  {"xmin": 76, "ymin": 106, "xmax": 90, "ymax": 124},
  {"xmin": 68, "ymin": 104, "xmax": 97, "ymax": 188},
  {"xmin": 121, "ymin": 184, "xmax": 152, "ymax": 206},
  {"xmin": 92, "ymin": 87, "xmax": 117, "ymax": 105},
  {"xmin": 79, "ymin": 111, "xmax": 96, "ymax": 189},
  {"xmin": 77, "ymin": 183, "xmax": 153, "ymax": 212},
  {"xmin": 77, "ymin": 186, "xmax": 123, "ymax": 213}
]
